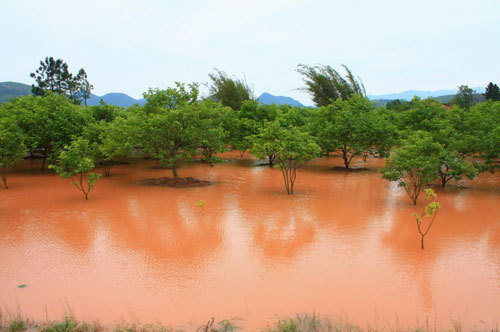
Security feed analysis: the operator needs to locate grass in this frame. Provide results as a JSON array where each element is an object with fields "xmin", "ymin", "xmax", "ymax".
[{"xmin": 0, "ymin": 312, "xmax": 498, "ymax": 332}]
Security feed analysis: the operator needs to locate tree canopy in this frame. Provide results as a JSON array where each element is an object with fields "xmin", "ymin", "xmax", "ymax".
[
  {"xmin": 297, "ymin": 64, "xmax": 366, "ymax": 107},
  {"xmin": 30, "ymin": 57, "xmax": 93, "ymax": 105},
  {"xmin": 207, "ymin": 69, "xmax": 255, "ymax": 111}
]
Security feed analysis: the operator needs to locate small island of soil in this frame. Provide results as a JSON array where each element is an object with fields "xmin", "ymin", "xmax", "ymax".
[
  {"xmin": 330, "ymin": 166, "xmax": 369, "ymax": 172},
  {"xmin": 139, "ymin": 177, "xmax": 212, "ymax": 188}
]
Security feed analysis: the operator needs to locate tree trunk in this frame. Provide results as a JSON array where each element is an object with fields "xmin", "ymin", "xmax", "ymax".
[
  {"xmin": 41, "ymin": 157, "xmax": 46, "ymax": 170},
  {"xmin": 342, "ymin": 148, "xmax": 349, "ymax": 169},
  {"xmin": 172, "ymin": 166, "xmax": 178, "ymax": 179},
  {"xmin": 421, "ymin": 236, "xmax": 425, "ymax": 250},
  {"xmin": 1, "ymin": 172, "xmax": 7, "ymax": 189}
]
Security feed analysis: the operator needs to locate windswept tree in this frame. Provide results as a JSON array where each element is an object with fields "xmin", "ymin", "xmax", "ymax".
[
  {"xmin": 207, "ymin": 69, "xmax": 255, "ymax": 111},
  {"xmin": 0, "ymin": 119, "xmax": 27, "ymax": 189},
  {"xmin": 50, "ymin": 138, "xmax": 102, "ymax": 200},
  {"xmin": 297, "ymin": 64, "xmax": 366, "ymax": 106},
  {"xmin": 380, "ymin": 131, "xmax": 442, "ymax": 205}
]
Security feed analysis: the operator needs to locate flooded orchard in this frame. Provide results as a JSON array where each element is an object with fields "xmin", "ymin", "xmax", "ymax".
[{"xmin": 1, "ymin": 152, "xmax": 499, "ymax": 331}]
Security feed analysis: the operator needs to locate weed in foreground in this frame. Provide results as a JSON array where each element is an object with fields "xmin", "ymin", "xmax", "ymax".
[{"xmin": 8, "ymin": 316, "xmax": 26, "ymax": 332}]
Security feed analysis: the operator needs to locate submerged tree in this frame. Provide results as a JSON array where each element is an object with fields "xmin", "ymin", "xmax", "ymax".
[
  {"xmin": 0, "ymin": 119, "xmax": 27, "ymax": 189},
  {"xmin": 380, "ymin": 131, "xmax": 441, "ymax": 205},
  {"xmin": 297, "ymin": 64, "xmax": 366, "ymax": 107},
  {"xmin": 207, "ymin": 69, "xmax": 255, "ymax": 111},
  {"xmin": 310, "ymin": 95, "xmax": 395, "ymax": 167},
  {"xmin": 51, "ymin": 138, "xmax": 101, "ymax": 200},
  {"xmin": 412, "ymin": 189, "xmax": 441, "ymax": 250},
  {"xmin": 252, "ymin": 120, "xmax": 320, "ymax": 194}
]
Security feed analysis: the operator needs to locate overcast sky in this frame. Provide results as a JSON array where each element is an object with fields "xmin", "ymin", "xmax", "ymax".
[{"xmin": 1, "ymin": 0, "xmax": 499, "ymax": 105}]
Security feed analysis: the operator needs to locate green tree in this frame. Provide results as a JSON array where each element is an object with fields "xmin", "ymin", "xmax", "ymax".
[
  {"xmin": 412, "ymin": 189, "xmax": 441, "ymax": 250},
  {"xmin": 50, "ymin": 138, "xmax": 101, "ymax": 200},
  {"xmin": 484, "ymin": 82, "xmax": 500, "ymax": 101},
  {"xmin": 251, "ymin": 118, "xmax": 320, "ymax": 194},
  {"xmin": 30, "ymin": 57, "xmax": 70, "ymax": 96},
  {"xmin": 296, "ymin": 64, "xmax": 366, "ymax": 107},
  {"xmin": 380, "ymin": 131, "xmax": 442, "ymax": 205},
  {"xmin": 310, "ymin": 95, "xmax": 395, "ymax": 167},
  {"xmin": 75, "ymin": 69, "xmax": 94, "ymax": 106},
  {"xmin": 0, "ymin": 119, "xmax": 26, "ymax": 189},
  {"xmin": 1, "ymin": 94, "xmax": 90, "ymax": 169},
  {"xmin": 226, "ymin": 100, "xmax": 279, "ymax": 157},
  {"xmin": 207, "ymin": 69, "xmax": 255, "ymax": 111},
  {"xmin": 196, "ymin": 101, "xmax": 231, "ymax": 162},
  {"xmin": 140, "ymin": 105, "xmax": 199, "ymax": 178},
  {"xmin": 451, "ymin": 85, "xmax": 474, "ymax": 110},
  {"xmin": 30, "ymin": 57, "xmax": 92, "ymax": 105},
  {"xmin": 142, "ymin": 82, "xmax": 199, "ymax": 113},
  {"xmin": 386, "ymin": 99, "xmax": 412, "ymax": 112}
]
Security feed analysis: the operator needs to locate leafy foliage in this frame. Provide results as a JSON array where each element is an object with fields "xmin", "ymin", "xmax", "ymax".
[
  {"xmin": 251, "ymin": 114, "xmax": 320, "ymax": 194},
  {"xmin": 484, "ymin": 82, "xmax": 500, "ymax": 101},
  {"xmin": 310, "ymin": 95, "xmax": 395, "ymax": 166},
  {"xmin": 207, "ymin": 69, "xmax": 254, "ymax": 111},
  {"xmin": 50, "ymin": 138, "xmax": 101, "ymax": 200},
  {"xmin": 451, "ymin": 85, "xmax": 474, "ymax": 110},
  {"xmin": 30, "ymin": 57, "xmax": 93, "ymax": 105},
  {"xmin": 412, "ymin": 189, "xmax": 441, "ymax": 249},
  {"xmin": 142, "ymin": 82, "xmax": 199, "ymax": 113},
  {"xmin": 0, "ymin": 118, "xmax": 26, "ymax": 189},
  {"xmin": 1, "ymin": 93, "xmax": 90, "ymax": 169},
  {"xmin": 380, "ymin": 131, "xmax": 442, "ymax": 205}
]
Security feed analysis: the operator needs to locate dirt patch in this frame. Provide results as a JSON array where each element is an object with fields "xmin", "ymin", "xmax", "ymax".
[
  {"xmin": 139, "ymin": 177, "xmax": 212, "ymax": 188},
  {"xmin": 330, "ymin": 166, "xmax": 369, "ymax": 172}
]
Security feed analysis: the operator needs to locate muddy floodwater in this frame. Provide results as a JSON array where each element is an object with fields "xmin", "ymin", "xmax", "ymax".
[{"xmin": 1, "ymin": 152, "xmax": 499, "ymax": 330}]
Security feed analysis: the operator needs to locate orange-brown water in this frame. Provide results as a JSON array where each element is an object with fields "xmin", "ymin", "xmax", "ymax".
[{"xmin": 1, "ymin": 152, "xmax": 499, "ymax": 330}]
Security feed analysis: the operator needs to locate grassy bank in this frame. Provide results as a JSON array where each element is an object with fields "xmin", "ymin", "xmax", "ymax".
[{"xmin": 0, "ymin": 312, "xmax": 498, "ymax": 332}]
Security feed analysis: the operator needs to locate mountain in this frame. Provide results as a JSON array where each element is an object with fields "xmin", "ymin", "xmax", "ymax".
[
  {"xmin": 368, "ymin": 87, "xmax": 486, "ymax": 101},
  {"xmin": 0, "ymin": 82, "xmax": 32, "ymax": 103},
  {"xmin": 0, "ymin": 82, "xmax": 146, "ymax": 107},
  {"xmin": 368, "ymin": 89, "xmax": 457, "ymax": 101},
  {"xmin": 87, "ymin": 93, "xmax": 146, "ymax": 107},
  {"xmin": 257, "ymin": 92, "xmax": 304, "ymax": 107}
]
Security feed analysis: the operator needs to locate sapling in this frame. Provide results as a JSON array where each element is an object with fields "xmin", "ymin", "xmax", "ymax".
[{"xmin": 412, "ymin": 189, "xmax": 441, "ymax": 250}]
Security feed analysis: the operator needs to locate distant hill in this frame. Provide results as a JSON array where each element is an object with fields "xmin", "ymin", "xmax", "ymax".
[
  {"xmin": 0, "ymin": 81, "xmax": 146, "ymax": 107},
  {"xmin": 368, "ymin": 87, "xmax": 485, "ymax": 102},
  {"xmin": 436, "ymin": 93, "xmax": 485, "ymax": 104},
  {"xmin": 0, "ymin": 82, "xmax": 32, "ymax": 103},
  {"xmin": 87, "ymin": 93, "xmax": 146, "ymax": 107},
  {"xmin": 258, "ymin": 92, "xmax": 304, "ymax": 107}
]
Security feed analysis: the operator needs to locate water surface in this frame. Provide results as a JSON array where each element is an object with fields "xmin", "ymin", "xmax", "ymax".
[{"xmin": 1, "ymin": 153, "xmax": 499, "ymax": 330}]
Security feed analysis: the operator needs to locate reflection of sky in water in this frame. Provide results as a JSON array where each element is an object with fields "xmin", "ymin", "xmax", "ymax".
[{"xmin": 452, "ymin": 189, "xmax": 469, "ymax": 212}]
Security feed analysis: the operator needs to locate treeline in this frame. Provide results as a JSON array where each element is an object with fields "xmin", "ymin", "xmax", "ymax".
[{"xmin": 0, "ymin": 63, "xmax": 499, "ymax": 202}]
